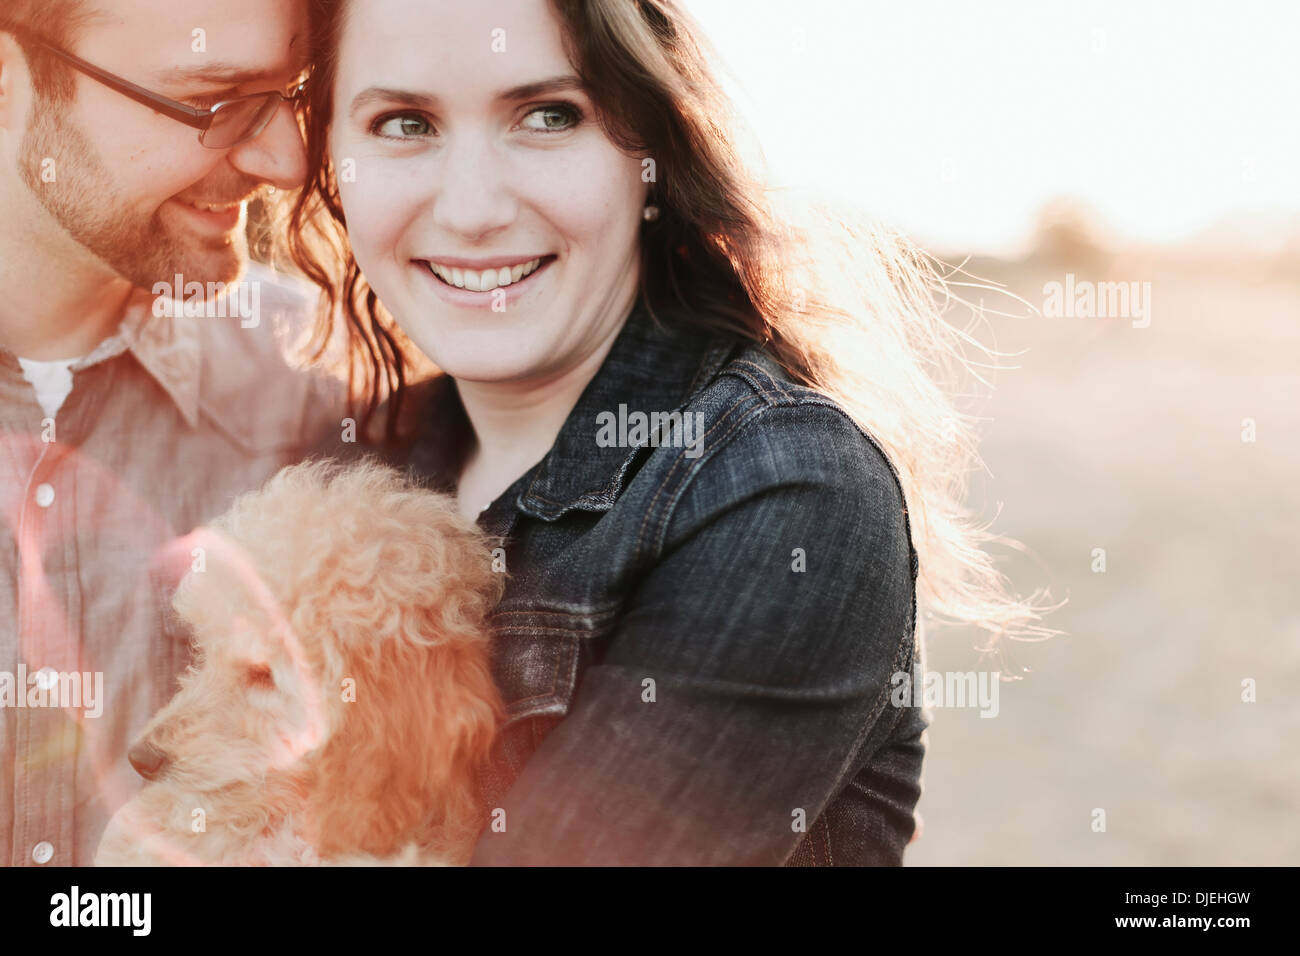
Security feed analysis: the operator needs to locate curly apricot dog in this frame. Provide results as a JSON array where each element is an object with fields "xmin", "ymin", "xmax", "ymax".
[{"xmin": 94, "ymin": 459, "xmax": 504, "ymax": 866}]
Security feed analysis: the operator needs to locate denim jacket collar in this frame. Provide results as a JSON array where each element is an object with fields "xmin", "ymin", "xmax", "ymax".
[
  {"xmin": 413, "ymin": 299, "xmax": 745, "ymax": 522},
  {"xmin": 521, "ymin": 300, "xmax": 745, "ymax": 520}
]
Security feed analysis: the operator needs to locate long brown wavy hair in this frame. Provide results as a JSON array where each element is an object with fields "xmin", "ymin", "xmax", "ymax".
[{"xmin": 285, "ymin": 0, "xmax": 1053, "ymax": 649}]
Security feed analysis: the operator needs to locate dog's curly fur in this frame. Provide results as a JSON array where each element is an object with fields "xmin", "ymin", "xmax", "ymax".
[{"xmin": 94, "ymin": 459, "xmax": 505, "ymax": 866}]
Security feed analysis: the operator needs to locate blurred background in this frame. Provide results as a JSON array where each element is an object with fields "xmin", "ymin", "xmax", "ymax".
[{"xmin": 690, "ymin": 0, "xmax": 1300, "ymax": 864}]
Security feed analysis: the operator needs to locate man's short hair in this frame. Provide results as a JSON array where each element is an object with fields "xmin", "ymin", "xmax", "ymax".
[{"xmin": 2, "ymin": 1, "xmax": 96, "ymax": 104}]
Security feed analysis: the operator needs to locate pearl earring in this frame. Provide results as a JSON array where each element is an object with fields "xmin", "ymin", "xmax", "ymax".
[{"xmin": 642, "ymin": 205, "xmax": 660, "ymax": 222}]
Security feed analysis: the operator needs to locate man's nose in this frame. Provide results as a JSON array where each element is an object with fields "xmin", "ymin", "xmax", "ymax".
[
  {"xmin": 227, "ymin": 99, "xmax": 308, "ymax": 191},
  {"xmin": 128, "ymin": 740, "xmax": 171, "ymax": 780}
]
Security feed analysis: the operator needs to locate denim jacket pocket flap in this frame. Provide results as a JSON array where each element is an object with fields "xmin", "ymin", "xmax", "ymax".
[{"xmin": 488, "ymin": 604, "xmax": 618, "ymax": 727}]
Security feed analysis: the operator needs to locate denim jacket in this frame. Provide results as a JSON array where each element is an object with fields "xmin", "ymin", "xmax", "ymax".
[{"xmin": 333, "ymin": 299, "xmax": 929, "ymax": 865}]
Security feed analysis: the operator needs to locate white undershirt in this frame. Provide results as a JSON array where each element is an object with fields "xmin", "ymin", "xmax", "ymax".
[{"xmin": 17, "ymin": 356, "xmax": 79, "ymax": 419}]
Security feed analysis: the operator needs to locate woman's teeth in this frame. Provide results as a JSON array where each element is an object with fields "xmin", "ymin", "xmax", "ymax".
[{"xmin": 426, "ymin": 258, "xmax": 544, "ymax": 291}]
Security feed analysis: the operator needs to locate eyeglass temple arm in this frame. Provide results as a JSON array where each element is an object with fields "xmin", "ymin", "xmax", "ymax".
[{"xmin": 1, "ymin": 23, "xmax": 209, "ymax": 129}]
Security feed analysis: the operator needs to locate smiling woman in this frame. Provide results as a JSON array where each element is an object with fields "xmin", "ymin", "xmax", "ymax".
[
  {"xmin": 291, "ymin": 0, "xmax": 1049, "ymax": 866},
  {"xmin": 328, "ymin": 7, "xmax": 645, "ymax": 406}
]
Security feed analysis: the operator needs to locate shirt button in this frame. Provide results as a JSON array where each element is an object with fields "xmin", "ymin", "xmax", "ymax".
[
  {"xmin": 34, "ymin": 667, "xmax": 58, "ymax": 691},
  {"xmin": 35, "ymin": 483, "xmax": 55, "ymax": 508},
  {"xmin": 32, "ymin": 841, "xmax": 54, "ymax": 864}
]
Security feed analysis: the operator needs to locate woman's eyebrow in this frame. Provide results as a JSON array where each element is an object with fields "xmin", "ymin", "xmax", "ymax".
[
  {"xmin": 350, "ymin": 87, "xmax": 436, "ymax": 117},
  {"xmin": 349, "ymin": 75, "xmax": 585, "ymax": 117},
  {"xmin": 498, "ymin": 75, "xmax": 585, "ymax": 100}
]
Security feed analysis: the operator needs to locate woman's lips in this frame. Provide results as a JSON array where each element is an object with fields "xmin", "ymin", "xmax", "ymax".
[
  {"xmin": 424, "ymin": 256, "xmax": 550, "ymax": 292},
  {"xmin": 414, "ymin": 254, "xmax": 557, "ymax": 303}
]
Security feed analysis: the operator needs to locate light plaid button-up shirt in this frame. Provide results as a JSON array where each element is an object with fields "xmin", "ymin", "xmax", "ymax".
[{"xmin": 0, "ymin": 265, "xmax": 344, "ymax": 865}]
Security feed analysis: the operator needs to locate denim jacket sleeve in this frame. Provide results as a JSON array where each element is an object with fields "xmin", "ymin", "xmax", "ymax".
[{"xmin": 467, "ymin": 397, "xmax": 917, "ymax": 866}]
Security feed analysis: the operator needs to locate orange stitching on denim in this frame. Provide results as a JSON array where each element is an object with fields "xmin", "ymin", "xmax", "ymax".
[
  {"xmin": 724, "ymin": 358, "xmax": 798, "ymax": 402},
  {"xmin": 497, "ymin": 636, "xmax": 575, "ymax": 709}
]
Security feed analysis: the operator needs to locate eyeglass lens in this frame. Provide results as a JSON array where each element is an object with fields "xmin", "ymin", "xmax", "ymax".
[{"xmin": 200, "ymin": 95, "xmax": 282, "ymax": 149}]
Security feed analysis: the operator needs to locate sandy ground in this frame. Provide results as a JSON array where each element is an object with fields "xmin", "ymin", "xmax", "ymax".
[{"xmin": 906, "ymin": 254, "xmax": 1299, "ymax": 865}]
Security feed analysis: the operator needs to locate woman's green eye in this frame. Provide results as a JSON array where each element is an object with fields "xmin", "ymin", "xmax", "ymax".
[
  {"xmin": 521, "ymin": 105, "xmax": 580, "ymax": 132},
  {"xmin": 375, "ymin": 114, "xmax": 434, "ymax": 138}
]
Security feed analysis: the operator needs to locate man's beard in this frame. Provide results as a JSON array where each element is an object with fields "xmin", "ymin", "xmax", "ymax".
[{"xmin": 18, "ymin": 99, "xmax": 252, "ymax": 290}]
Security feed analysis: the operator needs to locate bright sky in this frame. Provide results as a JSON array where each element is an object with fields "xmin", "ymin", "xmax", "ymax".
[{"xmin": 688, "ymin": 0, "xmax": 1300, "ymax": 254}]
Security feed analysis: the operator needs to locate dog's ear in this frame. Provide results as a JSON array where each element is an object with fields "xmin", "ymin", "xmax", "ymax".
[{"xmin": 308, "ymin": 624, "xmax": 503, "ymax": 862}]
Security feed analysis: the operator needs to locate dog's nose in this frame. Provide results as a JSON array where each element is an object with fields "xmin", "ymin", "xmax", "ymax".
[{"xmin": 128, "ymin": 740, "xmax": 170, "ymax": 780}]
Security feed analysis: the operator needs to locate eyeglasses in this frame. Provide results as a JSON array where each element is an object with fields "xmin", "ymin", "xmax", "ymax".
[{"xmin": 1, "ymin": 22, "xmax": 309, "ymax": 149}]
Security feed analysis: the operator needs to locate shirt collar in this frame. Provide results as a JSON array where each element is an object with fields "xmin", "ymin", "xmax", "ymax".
[
  {"xmin": 8, "ymin": 285, "xmax": 204, "ymax": 429},
  {"xmin": 0, "ymin": 283, "xmax": 200, "ymax": 426},
  {"xmin": 108, "ymin": 287, "xmax": 202, "ymax": 429},
  {"xmin": 411, "ymin": 298, "xmax": 745, "ymax": 521}
]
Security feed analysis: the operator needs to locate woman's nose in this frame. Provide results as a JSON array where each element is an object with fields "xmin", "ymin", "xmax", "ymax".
[
  {"xmin": 431, "ymin": 137, "xmax": 518, "ymax": 241},
  {"xmin": 127, "ymin": 740, "xmax": 171, "ymax": 780}
]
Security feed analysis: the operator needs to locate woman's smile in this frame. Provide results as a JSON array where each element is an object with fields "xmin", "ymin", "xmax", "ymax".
[
  {"xmin": 412, "ymin": 253, "xmax": 558, "ymax": 307},
  {"xmin": 421, "ymin": 254, "xmax": 552, "ymax": 292}
]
